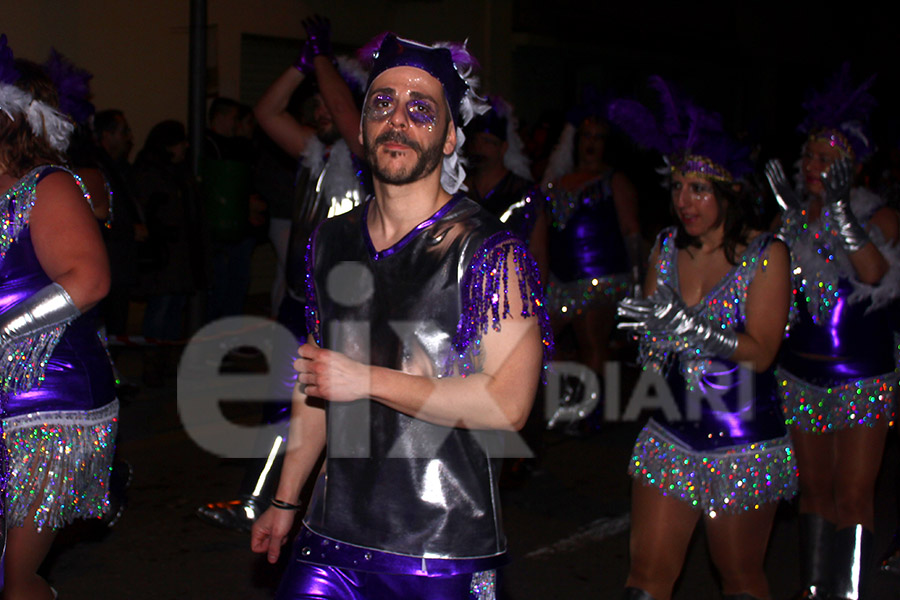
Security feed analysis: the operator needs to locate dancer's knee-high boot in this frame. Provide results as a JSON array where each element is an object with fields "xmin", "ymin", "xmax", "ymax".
[
  {"xmin": 830, "ymin": 524, "xmax": 873, "ymax": 600},
  {"xmin": 792, "ymin": 513, "xmax": 835, "ymax": 599},
  {"xmin": 623, "ymin": 588, "xmax": 658, "ymax": 600}
]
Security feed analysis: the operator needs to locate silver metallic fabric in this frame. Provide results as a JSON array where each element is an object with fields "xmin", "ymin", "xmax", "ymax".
[
  {"xmin": 618, "ymin": 282, "xmax": 739, "ymax": 358},
  {"xmin": 822, "ymin": 158, "xmax": 869, "ymax": 252},
  {"xmin": 303, "ymin": 195, "xmax": 548, "ymax": 561},
  {"xmin": 764, "ymin": 158, "xmax": 802, "ymax": 212},
  {"xmin": 0, "ymin": 281, "xmax": 80, "ymax": 345}
]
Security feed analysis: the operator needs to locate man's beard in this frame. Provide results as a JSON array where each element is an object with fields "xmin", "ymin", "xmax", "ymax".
[{"xmin": 364, "ymin": 125, "xmax": 448, "ymax": 186}]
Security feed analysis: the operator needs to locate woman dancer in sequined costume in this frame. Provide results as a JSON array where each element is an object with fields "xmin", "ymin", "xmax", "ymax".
[
  {"xmin": 765, "ymin": 65, "xmax": 900, "ymax": 600},
  {"xmin": 535, "ymin": 110, "xmax": 641, "ymax": 377},
  {"xmin": 0, "ymin": 39, "xmax": 118, "ymax": 599},
  {"xmin": 612, "ymin": 78, "xmax": 796, "ymax": 600}
]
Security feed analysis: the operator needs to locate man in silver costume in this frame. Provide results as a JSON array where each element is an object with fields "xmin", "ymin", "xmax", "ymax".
[{"xmin": 250, "ymin": 32, "xmax": 551, "ymax": 599}]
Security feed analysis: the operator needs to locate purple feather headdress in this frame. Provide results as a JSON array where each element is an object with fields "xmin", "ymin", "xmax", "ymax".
[
  {"xmin": 564, "ymin": 85, "xmax": 616, "ymax": 128},
  {"xmin": 1, "ymin": 33, "xmax": 24, "ymax": 120},
  {"xmin": 357, "ymin": 32, "xmax": 489, "ymax": 194},
  {"xmin": 43, "ymin": 48, "xmax": 94, "ymax": 124},
  {"xmin": 0, "ymin": 33, "xmax": 74, "ymax": 152},
  {"xmin": 798, "ymin": 63, "xmax": 876, "ymax": 163},
  {"xmin": 0, "ymin": 34, "xmax": 19, "ymax": 85},
  {"xmin": 608, "ymin": 76, "xmax": 751, "ymax": 183}
]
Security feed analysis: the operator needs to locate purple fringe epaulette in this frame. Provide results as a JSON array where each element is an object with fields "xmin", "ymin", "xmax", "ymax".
[{"xmin": 444, "ymin": 231, "xmax": 553, "ymax": 379}]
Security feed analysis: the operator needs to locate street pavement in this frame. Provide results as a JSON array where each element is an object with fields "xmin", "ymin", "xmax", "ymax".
[{"xmin": 40, "ymin": 334, "xmax": 900, "ymax": 599}]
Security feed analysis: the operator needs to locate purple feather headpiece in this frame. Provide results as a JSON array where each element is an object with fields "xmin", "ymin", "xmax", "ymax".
[
  {"xmin": 43, "ymin": 48, "xmax": 94, "ymax": 124},
  {"xmin": 359, "ymin": 32, "xmax": 480, "ymax": 126},
  {"xmin": 565, "ymin": 85, "xmax": 616, "ymax": 128},
  {"xmin": 0, "ymin": 33, "xmax": 74, "ymax": 151},
  {"xmin": 798, "ymin": 63, "xmax": 876, "ymax": 163},
  {"xmin": 1, "ymin": 34, "xmax": 19, "ymax": 85},
  {"xmin": 608, "ymin": 76, "xmax": 750, "ymax": 183}
]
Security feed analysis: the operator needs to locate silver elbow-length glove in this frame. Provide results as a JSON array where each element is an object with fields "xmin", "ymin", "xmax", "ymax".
[
  {"xmin": 821, "ymin": 157, "xmax": 869, "ymax": 253},
  {"xmin": 617, "ymin": 283, "xmax": 738, "ymax": 358},
  {"xmin": 0, "ymin": 282, "xmax": 81, "ymax": 345},
  {"xmin": 764, "ymin": 158, "xmax": 803, "ymax": 212}
]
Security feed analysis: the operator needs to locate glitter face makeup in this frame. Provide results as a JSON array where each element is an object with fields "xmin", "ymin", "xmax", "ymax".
[
  {"xmin": 364, "ymin": 89, "xmax": 439, "ymax": 128},
  {"xmin": 671, "ymin": 172, "xmax": 722, "ymax": 239}
]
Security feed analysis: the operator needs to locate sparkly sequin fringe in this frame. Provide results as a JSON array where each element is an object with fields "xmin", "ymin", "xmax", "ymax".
[
  {"xmin": 0, "ymin": 326, "xmax": 70, "ymax": 394},
  {"xmin": 444, "ymin": 232, "xmax": 553, "ymax": 378},
  {"xmin": 629, "ymin": 419, "xmax": 798, "ymax": 517},
  {"xmin": 545, "ymin": 273, "xmax": 631, "ymax": 317},
  {"xmin": 2, "ymin": 400, "xmax": 119, "ymax": 531},
  {"xmin": 304, "ymin": 238, "xmax": 321, "ymax": 346},
  {"xmin": 778, "ymin": 367, "xmax": 896, "ymax": 433},
  {"xmin": 469, "ymin": 570, "xmax": 496, "ymax": 600}
]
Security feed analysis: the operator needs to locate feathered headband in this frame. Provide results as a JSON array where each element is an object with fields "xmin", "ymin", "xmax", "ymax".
[
  {"xmin": 798, "ymin": 62, "xmax": 876, "ymax": 163},
  {"xmin": 0, "ymin": 34, "xmax": 74, "ymax": 153},
  {"xmin": 357, "ymin": 32, "xmax": 489, "ymax": 194},
  {"xmin": 607, "ymin": 76, "xmax": 751, "ymax": 183},
  {"xmin": 43, "ymin": 48, "xmax": 94, "ymax": 124}
]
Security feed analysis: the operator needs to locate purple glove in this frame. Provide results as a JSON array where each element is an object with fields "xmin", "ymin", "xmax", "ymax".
[
  {"xmin": 302, "ymin": 15, "xmax": 332, "ymax": 57},
  {"xmin": 292, "ymin": 41, "xmax": 315, "ymax": 75}
]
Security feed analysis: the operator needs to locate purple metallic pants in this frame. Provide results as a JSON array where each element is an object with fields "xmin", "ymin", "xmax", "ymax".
[
  {"xmin": 275, "ymin": 527, "xmax": 498, "ymax": 599},
  {"xmin": 274, "ymin": 564, "xmax": 492, "ymax": 600}
]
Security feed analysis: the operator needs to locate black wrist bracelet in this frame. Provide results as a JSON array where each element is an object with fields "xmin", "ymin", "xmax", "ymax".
[{"xmin": 270, "ymin": 497, "xmax": 303, "ymax": 511}]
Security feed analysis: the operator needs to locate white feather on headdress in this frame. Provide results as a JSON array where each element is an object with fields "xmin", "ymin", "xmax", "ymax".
[
  {"xmin": 0, "ymin": 83, "xmax": 73, "ymax": 152},
  {"xmin": 432, "ymin": 40, "xmax": 489, "ymax": 194},
  {"xmin": 0, "ymin": 83, "xmax": 31, "ymax": 121},
  {"xmin": 334, "ymin": 55, "xmax": 369, "ymax": 96},
  {"xmin": 540, "ymin": 122, "xmax": 576, "ymax": 190},
  {"xmin": 493, "ymin": 97, "xmax": 532, "ymax": 181}
]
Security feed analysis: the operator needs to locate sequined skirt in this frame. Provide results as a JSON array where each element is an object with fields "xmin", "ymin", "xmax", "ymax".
[
  {"xmin": 545, "ymin": 273, "xmax": 631, "ymax": 318},
  {"xmin": 629, "ymin": 418, "xmax": 798, "ymax": 516},
  {"xmin": 2, "ymin": 399, "xmax": 118, "ymax": 531},
  {"xmin": 777, "ymin": 367, "xmax": 896, "ymax": 433}
]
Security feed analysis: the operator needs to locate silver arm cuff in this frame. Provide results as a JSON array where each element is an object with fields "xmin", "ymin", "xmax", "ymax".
[{"xmin": 0, "ymin": 282, "xmax": 81, "ymax": 345}]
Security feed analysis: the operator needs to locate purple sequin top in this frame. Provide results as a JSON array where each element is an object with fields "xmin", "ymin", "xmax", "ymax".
[
  {"xmin": 1, "ymin": 166, "xmax": 116, "ymax": 417},
  {"xmin": 546, "ymin": 172, "xmax": 629, "ymax": 282},
  {"xmin": 637, "ymin": 228, "xmax": 787, "ymax": 450},
  {"xmin": 778, "ymin": 202, "xmax": 897, "ymax": 381}
]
